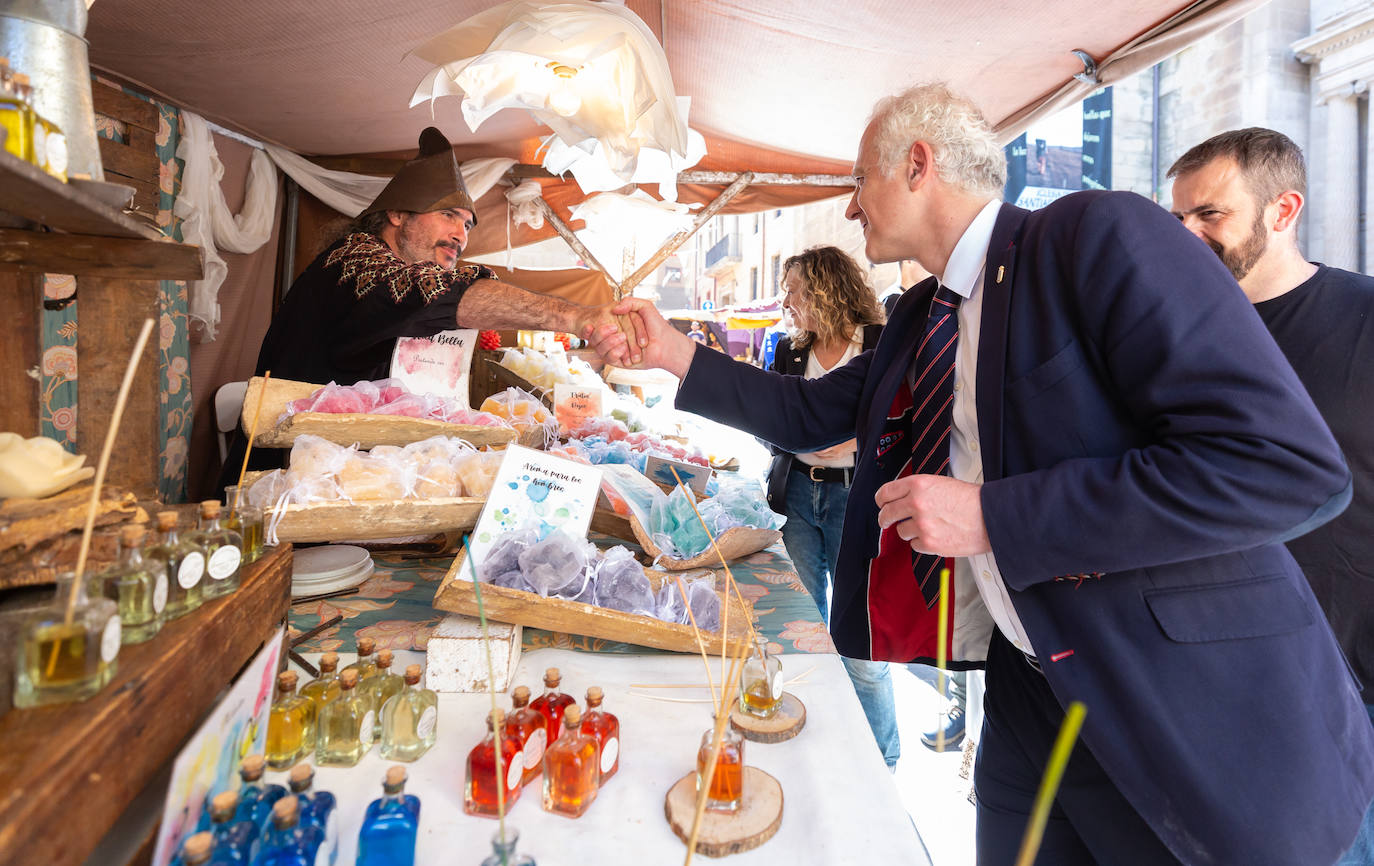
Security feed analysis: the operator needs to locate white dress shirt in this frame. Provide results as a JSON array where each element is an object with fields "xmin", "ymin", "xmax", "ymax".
[{"xmin": 917, "ymin": 198, "xmax": 1036, "ymax": 657}]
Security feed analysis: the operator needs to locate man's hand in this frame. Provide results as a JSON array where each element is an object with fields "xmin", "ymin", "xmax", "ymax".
[
  {"xmin": 578, "ymin": 301, "xmax": 648, "ymax": 367},
  {"xmin": 875, "ymin": 474, "xmax": 991, "ymax": 557},
  {"xmin": 583, "ymin": 298, "xmax": 698, "ymax": 378},
  {"xmin": 811, "ymin": 438, "xmax": 858, "ymax": 461}
]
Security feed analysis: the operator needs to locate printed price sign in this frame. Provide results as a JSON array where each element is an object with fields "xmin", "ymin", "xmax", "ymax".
[
  {"xmin": 645, "ymin": 455, "xmax": 712, "ymax": 495},
  {"xmin": 390, "ymin": 327, "xmax": 478, "ymax": 407},
  {"xmin": 467, "ymin": 446, "xmax": 603, "ymax": 569},
  {"xmin": 554, "ymin": 383, "xmax": 604, "ymax": 435}
]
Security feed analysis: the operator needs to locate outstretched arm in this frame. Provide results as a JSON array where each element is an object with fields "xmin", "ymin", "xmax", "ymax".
[{"xmin": 456, "ymin": 278, "xmax": 649, "ymax": 366}]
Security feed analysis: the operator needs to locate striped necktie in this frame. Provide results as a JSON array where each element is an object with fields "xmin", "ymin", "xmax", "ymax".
[{"xmin": 910, "ymin": 284, "xmax": 962, "ymax": 477}]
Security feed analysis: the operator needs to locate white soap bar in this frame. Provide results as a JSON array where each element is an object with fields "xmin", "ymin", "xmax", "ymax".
[
  {"xmin": 425, "ymin": 614, "xmax": 522, "ymax": 693},
  {"xmin": 0, "ymin": 432, "xmax": 94, "ymax": 499}
]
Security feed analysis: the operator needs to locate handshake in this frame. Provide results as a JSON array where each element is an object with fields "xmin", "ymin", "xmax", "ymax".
[{"xmin": 576, "ymin": 297, "xmax": 698, "ymax": 378}]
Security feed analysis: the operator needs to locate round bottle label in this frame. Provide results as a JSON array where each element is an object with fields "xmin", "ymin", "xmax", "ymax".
[
  {"xmin": 601, "ymin": 736, "xmax": 619, "ymax": 774},
  {"xmin": 522, "ymin": 727, "xmax": 546, "ymax": 769},
  {"xmin": 325, "ymin": 808, "xmax": 339, "ymax": 850},
  {"xmin": 32, "ymin": 125, "xmax": 47, "ymax": 168},
  {"xmin": 417, "ymin": 706, "xmax": 438, "ymax": 740},
  {"xmin": 772, "ymin": 671, "xmax": 785, "ymax": 701},
  {"xmin": 101, "ymin": 616, "xmax": 122, "ymax": 662},
  {"xmin": 359, "ymin": 710, "xmax": 375, "ymax": 745},
  {"xmin": 153, "ymin": 572, "xmax": 168, "ymax": 613},
  {"xmin": 178, "ymin": 552, "xmax": 205, "ymax": 589},
  {"xmin": 506, "ymin": 751, "xmax": 524, "ymax": 791},
  {"xmin": 47, "ymin": 132, "xmax": 68, "ymax": 176},
  {"xmin": 208, "ymin": 545, "xmax": 241, "ymax": 580}
]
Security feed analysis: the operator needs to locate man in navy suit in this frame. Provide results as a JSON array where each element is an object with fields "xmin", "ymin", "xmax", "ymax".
[{"xmin": 602, "ymin": 83, "xmax": 1374, "ymax": 864}]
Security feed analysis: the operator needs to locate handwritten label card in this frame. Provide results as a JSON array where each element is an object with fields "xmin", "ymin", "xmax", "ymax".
[
  {"xmin": 644, "ymin": 454, "xmax": 713, "ymax": 495},
  {"xmin": 390, "ymin": 327, "xmax": 478, "ymax": 407},
  {"xmin": 467, "ymin": 445, "xmax": 603, "ymax": 570},
  {"xmin": 554, "ymin": 383, "xmax": 604, "ymax": 435}
]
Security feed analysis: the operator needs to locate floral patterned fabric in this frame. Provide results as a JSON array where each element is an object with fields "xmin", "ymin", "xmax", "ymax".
[{"xmin": 288, "ymin": 538, "xmax": 834, "ymax": 657}]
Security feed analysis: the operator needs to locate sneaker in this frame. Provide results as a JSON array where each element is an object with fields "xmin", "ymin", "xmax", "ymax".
[{"xmin": 920, "ymin": 704, "xmax": 965, "ymax": 752}]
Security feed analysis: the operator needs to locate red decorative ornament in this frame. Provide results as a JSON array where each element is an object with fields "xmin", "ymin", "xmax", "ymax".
[{"xmin": 479, "ymin": 330, "xmax": 502, "ymax": 350}]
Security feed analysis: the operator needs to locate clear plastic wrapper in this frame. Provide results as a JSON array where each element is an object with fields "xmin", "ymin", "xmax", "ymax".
[
  {"xmin": 454, "ymin": 450, "xmax": 505, "ymax": 497},
  {"xmin": 517, "ymin": 531, "xmax": 593, "ymax": 598},
  {"xmin": 685, "ymin": 575, "xmax": 721, "ymax": 633},
  {"xmin": 478, "ymin": 527, "xmax": 541, "ymax": 585},
  {"xmin": 336, "ymin": 451, "xmax": 413, "ymax": 501},
  {"xmin": 592, "ymin": 546, "xmax": 656, "ymax": 615}
]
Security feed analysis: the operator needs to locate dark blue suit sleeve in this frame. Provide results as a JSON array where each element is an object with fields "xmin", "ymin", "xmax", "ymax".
[
  {"xmin": 983, "ymin": 193, "xmax": 1351, "ymax": 587},
  {"xmin": 676, "ymin": 342, "xmax": 873, "ymax": 453}
]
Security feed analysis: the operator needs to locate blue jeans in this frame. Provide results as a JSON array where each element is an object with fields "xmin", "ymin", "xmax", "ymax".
[{"xmin": 781, "ymin": 471, "xmax": 901, "ymax": 767}]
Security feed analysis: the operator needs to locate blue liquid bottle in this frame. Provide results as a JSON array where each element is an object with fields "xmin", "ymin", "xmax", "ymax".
[
  {"xmin": 288, "ymin": 763, "xmax": 338, "ymax": 863},
  {"xmin": 207, "ymin": 791, "xmax": 259, "ymax": 864},
  {"xmin": 479, "ymin": 828, "xmax": 537, "ymax": 866},
  {"xmin": 253, "ymin": 796, "xmax": 324, "ymax": 866},
  {"xmin": 174, "ymin": 831, "xmax": 214, "ymax": 866},
  {"xmin": 236, "ymin": 754, "xmax": 287, "ymax": 834},
  {"xmin": 357, "ymin": 766, "xmax": 421, "ymax": 866}
]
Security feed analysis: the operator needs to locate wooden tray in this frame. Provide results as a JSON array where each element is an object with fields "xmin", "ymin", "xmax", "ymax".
[
  {"xmin": 483, "ymin": 356, "xmax": 555, "ymax": 410},
  {"xmin": 241, "ymin": 376, "xmax": 520, "ymax": 450},
  {"xmin": 265, "ymin": 496, "xmax": 485, "ymax": 544},
  {"xmin": 589, "ymin": 502, "xmax": 780, "ymax": 571},
  {"xmin": 433, "ymin": 549, "xmax": 753, "ymax": 655}
]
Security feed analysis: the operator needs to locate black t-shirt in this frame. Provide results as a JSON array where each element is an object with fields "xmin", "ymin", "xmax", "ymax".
[{"xmin": 1255, "ymin": 263, "xmax": 1374, "ymax": 695}]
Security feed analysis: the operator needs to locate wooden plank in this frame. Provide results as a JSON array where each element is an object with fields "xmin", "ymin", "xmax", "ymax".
[
  {"xmin": 0, "ymin": 270, "xmax": 41, "ymax": 437},
  {"xmin": 0, "ymin": 484, "xmax": 140, "ymax": 555},
  {"xmin": 0, "ymin": 150, "xmax": 161, "ymax": 240},
  {"xmin": 0, "ymin": 229, "xmax": 203, "ymax": 281},
  {"xmin": 0, "ymin": 544, "xmax": 293, "ymax": 864},
  {"xmin": 121, "ymin": 175, "xmax": 160, "ymax": 216},
  {"xmin": 97, "ymin": 137, "xmax": 160, "ymax": 183},
  {"xmin": 91, "ymin": 81, "xmax": 159, "ymax": 132},
  {"xmin": 76, "ymin": 277, "xmax": 162, "ymax": 498},
  {"xmin": 620, "ymin": 172, "xmax": 754, "ymax": 294},
  {"xmin": 434, "ymin": 548, "xmax": 753, "ymax": 655},
  {"xmin": 265, "ymin": 497, "xmax": 485, "ymax": 544},
  {"xmin": 242, "ymin": 376, "xmax": 519, "ymax": 450}
]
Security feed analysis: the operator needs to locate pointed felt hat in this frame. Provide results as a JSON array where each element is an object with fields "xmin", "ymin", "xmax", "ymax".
[{"xmin": 361, "ymin": 127, "xmax": 478, "ymax": 223}]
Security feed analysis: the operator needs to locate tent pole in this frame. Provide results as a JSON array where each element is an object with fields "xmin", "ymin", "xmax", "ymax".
[
  {"xmin": 619, "ymin": 171, "xmax": 755, "ymax": 296},
  {"xmin": 531, "ymin": 196, "xmax": 624, "ymax": 297}
]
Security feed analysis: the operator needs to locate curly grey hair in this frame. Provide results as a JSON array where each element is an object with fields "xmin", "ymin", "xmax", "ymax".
[{"xmin": 868, "ymin": 83, "xmax": 1006, "ymax": 199}]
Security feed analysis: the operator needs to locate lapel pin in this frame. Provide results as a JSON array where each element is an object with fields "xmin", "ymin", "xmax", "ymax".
[{"xmin": 996, "ymin": 265, "xmax": 1005, "ymax": 284}]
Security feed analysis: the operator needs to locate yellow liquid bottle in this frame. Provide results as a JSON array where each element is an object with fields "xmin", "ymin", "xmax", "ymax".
[
  {"xmin": 0, "ymin": 63, "xmax": 32, "ymax": 164},
  {"xmin": 267, "ymin": 670, "xmax": 314, "ymax": 768},
  {"xmin": 190, "ymin": 501, "xmax": 243, "ymax": 600},
  {"xmin": 363, "ymin": 649, "xmax": 405, "ymax": 742},
  {"xmin": 316, "ymin": 669, "xmax": 372, "ymax": 767},
  {"xmin": 380, "ymin": 664, "xmax": 438, "ymax": 762},
  {"xmin": 340, "ymin": 636, "xmax": 378, "ymax": 717},
  {"xmin": 147, "ymin": 510, "xmax": 204, "ymax": 620},
  {"xmin": 300, "ymin": 651, "xmax": 342, "ymax": 715},
  {"xmin": 97, "ymin": 524, "xmax": 166, "ymax": 644},
  {"xmin": 14, "ymin": 571, "xmax": 120, "ymax": 707}
]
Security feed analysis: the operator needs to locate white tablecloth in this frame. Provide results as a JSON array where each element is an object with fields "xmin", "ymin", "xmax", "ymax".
[{"xmin": 283, "ymin": 648, "xmax": 929, "ymax": 865}]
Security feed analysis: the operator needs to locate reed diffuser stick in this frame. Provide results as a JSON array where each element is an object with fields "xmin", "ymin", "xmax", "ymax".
[
  {"xmin": 233, "ymin": 371, "xmax": 272, "ymax": 511},
  {"xmin": 1014, "ymin": 701, "xmax": 1088, "ymax": 866},
  {"xmin": 464, "ymin": 537, "xmax": 509, "ymax": 848},
  {"xmin": 935, "ymin": 566, "xmax": 951, "ymax": 752}
]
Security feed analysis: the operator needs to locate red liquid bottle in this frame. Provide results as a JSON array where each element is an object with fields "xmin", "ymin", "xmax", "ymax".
[
  {"xmin": 506, "ymin": 685, "xmax": 548, "ymax": 788},
  {"xmin": 463, "ymin": 709, "xmax": 524, "ymax": 817},
  {"xmin": 529, "ymin": 667, "xmax": 575, "ymax": 741},
  {"xmin": 580, "ymin": 686, "xmax": 620, "ymax": 783}
]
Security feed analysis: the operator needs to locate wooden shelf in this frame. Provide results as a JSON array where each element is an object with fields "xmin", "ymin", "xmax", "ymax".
[
  {"xmin": 0, "ymin": 228, "xmax": 203, "ymax": 281},
  {"xmin": 0, "ymin": 544, "xmax": 293, "ymax": 865},
  {"xmin": 0, "ymin": 149, "xmax": 162, "ymax": 240}
]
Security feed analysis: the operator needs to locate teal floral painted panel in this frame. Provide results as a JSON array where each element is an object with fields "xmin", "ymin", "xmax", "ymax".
[{"xmin": 38, "ymin": 275, "xmax": 79, "ymax": 448}]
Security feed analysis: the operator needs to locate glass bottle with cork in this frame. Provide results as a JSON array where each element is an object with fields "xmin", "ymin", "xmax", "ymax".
[
  {"xmin": 173, "ymin": 831, "xmax": 214, "ymax": 866},
  {"xmin": 697, "ymin": 717, "xmax": 746, "ymax": 812},
  {"xmin": 739, "ymin": 634, "xmax": 783, "ymax": 719},
  {"xmin": 381, "ymin": 663, "xmax": 438, "ymax": 762},
  {"xmin": 0, "ymin": 63, "xmax": 32, "ymax": 164},
  {"xmin": 190, "ymin": 500, "xmax": 242, "ymax": 599},
  {"xmin": 464, "ymin": 708, "xmax": 524, "ymax": 817},
  {"xmin": 13, "ymin": 570, "xmax": 120, "ymax": 707},
  {"xmin": 233, "ymin": 754, "xmax": 286, "ymax": 833},
  {"xmin": 363, "ymin": 649, "xmax": 405, "ymax": 741},
  {"xmin": 97, "ymin": 523, "xmax": 165, "ymax": 644},
  {"xmin": 316, "ymin": 668, "xmax": 372, "ymax": 766},
  {"xmin": 288, "ymin": 763, "xmax": 338, "ymax": 863},
  {"xmin": 300, "ymin": 651, "xmax": 342, "ymax": 715},
  {"xmin": 506, "ymin": 685, "xmax": 547, "ymax": 788},
  {"xmin": 581, "ymin": 686, "xmax": 620, "ymax": 783},
  {"xmin": 542, "ymin": 704, "xmax": 600, "ymax": 817},
  {"xmin": 529, "ymin": 667, "xmax": 575, "ymax": 741},
  {"xmin": 205, "ymin": 790, "xmax": 258, "ymax": 863},
  {"xmin": 223, "ymin": 484, "xmax": 264, "ymax": 564},
  {"xmin": 146, "ymin": 510, "xmax": 204, "ymax": 620},
  {"xmin": 479, "ymin": 829, "xmax": 538, "ymax": 866},
  {"xmin": 357, "ymin": 766, "xmax": 421, "ymax": 866},
  {"xmin": 341, "ymin": 636, "xmax": 379, "ymax": 715},
  {"xmin": 256, "ymin": 796, "xmax": 325, "ymax": 866},
  {"xmin": 267, "ymin": 670, "xmax": 314, "ymax": 769}
]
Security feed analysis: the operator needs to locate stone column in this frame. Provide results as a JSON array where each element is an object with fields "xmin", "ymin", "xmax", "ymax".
[{"xmin": 1323, "ymin": 90, "xmax": 1361, "ymax": 271}]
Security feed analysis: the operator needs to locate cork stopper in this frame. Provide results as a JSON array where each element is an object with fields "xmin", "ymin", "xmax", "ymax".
[
  {"xmin": 487, "ymin": 708, "xmax": 507, "ymax": 728},
  {"xmin": 156, "ymin": 510, "xmax": 179, "ymax": 530},
  {"xmin": 386, "ymin": 765, "xmax": 407, "ymax": 786},
  {"xmin": 119, "ymin": 524, "xmax": 147, "ymax": 546},
  {"xmin": 199, "ymin": 500, "xmax": 221, "ymax": 519},
  {"xmin": 586, "ymin": 686, "xmax": 603, "ymax": 707},
  {"xmin": 511, "ymin": 685, "xmax": 531, "ymax": 707},
  {"xmin": 210, "ymin": 790, "xmax": 239, "ymax": 817},
  {"xmin": 562, "ymin": 704, "xmax": 582, "ymax": 727},
  {"xmin": 239, "ymin": 754, "xmax": 266, "ymax": 779},
  {"xmin": 277, "ymin": 670, "xmax": 298, "ymax": 691},
  {"xmin": 182, "ymin": 832, "xmax": 214, "ymax": 860},
  {"xmin": 272, "ymin": 796, "xmax": 299, "ymax": 825},
  {"xmin": 543, "ymin": 667, "xmax": 561, "ymax": 686},
  {"xmin": 320, "ymin": 651, "xmax": 339, "ymax": 672},
  {"xmin": 356, "ymin": 637, "xmax": 376, "ymax": 656},
  {"xmin": 377, "ymin": 649, "xmax": 393, "ymax": 669},
  {"xmin": 404, "ymin": 663, "xmax": 422, "ymax": 684},
  {"xmin": 340, "ymin": 669, "xmax": 359, "ymax": 690},
  {"xmin": 13, "ymin": 72, "xmax": 29, "ymax": 86},
  {"xmin": 289, "ymin": 763, "xmax": 315, "ymax": 785}
]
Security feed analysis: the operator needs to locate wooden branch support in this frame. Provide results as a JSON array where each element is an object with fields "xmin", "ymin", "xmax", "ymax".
[
  {"xmin": 507, "ymin": 164, "xmax": 854, "ymax": 188},
  {"xmin": 620, "ymin": 171, "xmax": 754, "ymax": 295},
  {"xmin": 531, "ymin": 196, "xmax": 623, "ymax": 295}
]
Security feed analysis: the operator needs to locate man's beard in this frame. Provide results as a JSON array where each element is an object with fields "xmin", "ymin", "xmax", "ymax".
[
  {"xmin": 1209, "ymin": 212, "xmax": 1268, "ymax": 282},
  {"xmin": 396, "ymin": 220, "xmax": 462, "ymax": 268}
]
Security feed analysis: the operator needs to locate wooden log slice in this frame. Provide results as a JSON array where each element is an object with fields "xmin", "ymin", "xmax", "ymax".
[
  {"xmin": 664, "ymin": 766, "xmax": 784, "ymax": 858},
  {"xmin": 728, "ymin": 692, "xmax": 806, "ymax": 743}
]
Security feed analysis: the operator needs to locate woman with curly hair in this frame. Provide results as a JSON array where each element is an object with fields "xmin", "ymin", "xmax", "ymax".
[{"xmin": 766, "ymin": 245, "xmax": 900, "ymax": 768}]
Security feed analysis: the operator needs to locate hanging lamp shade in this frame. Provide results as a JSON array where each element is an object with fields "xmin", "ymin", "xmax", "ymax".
[{"xmin": 409, "ymin": 0, "xmax": 690, "ymax": 184}]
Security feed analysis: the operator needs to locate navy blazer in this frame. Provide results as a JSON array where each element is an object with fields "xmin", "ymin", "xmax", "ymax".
[{"xmin": 677, "ymin": 191, "xmax": 1374, "ymax": 864}]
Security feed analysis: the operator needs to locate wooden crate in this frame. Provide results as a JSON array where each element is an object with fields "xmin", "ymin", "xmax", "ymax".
[
  {"xmin": 433, "ymin": 548, "xmax": 754, "ymax": 655},
  {"xmin": 265, "ymin": 496, "xmax": 484, "ymax": 544},
  {"xmin": 241, "ymin": 376, "xmax": 520, "ymax": 450},
  {"xmin": 0, "ymin": 543, "xmax": 292, "ymax": 863}
]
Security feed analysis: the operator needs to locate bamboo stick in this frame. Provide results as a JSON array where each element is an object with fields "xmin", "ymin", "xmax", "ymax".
[
  {"xmin": 464, "ymin": 535, "xmax": 509, "ymax": 848},
  {"xmin": 1015, "ymin": 701, "xmax": 1088, "ymax": 866},
  {"xmin": 233, "ymin": 370, "xmax": 271, "ymax": 511},
  {"xmin": 935, "ymin": 566, "xmax": 951, "ymax": 752}
]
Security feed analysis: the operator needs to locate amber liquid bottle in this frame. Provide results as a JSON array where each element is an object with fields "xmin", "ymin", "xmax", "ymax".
[
  {"xmin": 580, "ymin": 686, "xmax": 620, "ymax": 783},
  {"xmin": 363, "ymin": 649, "xmax": 405, "ymax": 741},
  {"xmin": 542, "ymin": 704, "xmax": 599, "ymax": 818},
  {"xmin": 267, "ymin": 670, "xmax": 314, "ymax": 768},
  {"xmin": 506, "ymin": 685, "xmax": 548, "ymax": 788},
  {"xmin": 464, "ymin": 709, "xmax": 524, "ymax": 817},
  {"xmin": 300, "ymin": 651, "xmax": 342, "ymax": 716},
  {"xmin": 529, "ymin": 667, "xmax": 575, "ymax": 741},
  {"xmin": 696, "ymin": 721, "xmax": 746, "ymax": 811}
]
